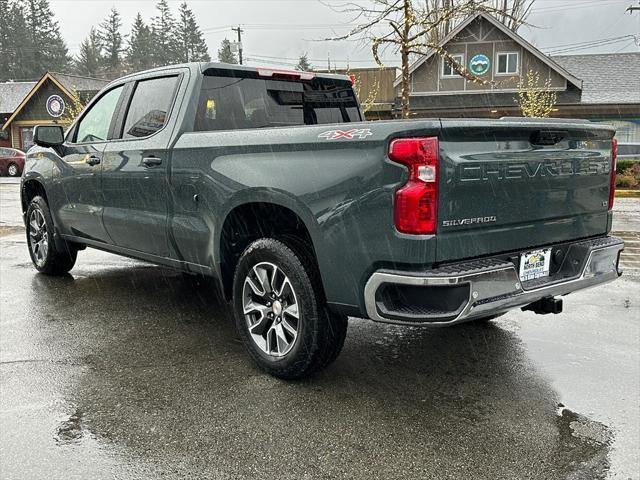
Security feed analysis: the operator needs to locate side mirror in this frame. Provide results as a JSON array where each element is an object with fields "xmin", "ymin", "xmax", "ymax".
[{"xmin": 33, "ymin": 125, "xmax": 64, "ymax": 148}]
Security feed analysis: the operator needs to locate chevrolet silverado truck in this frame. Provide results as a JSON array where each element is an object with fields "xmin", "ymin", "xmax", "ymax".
[{"xmin": 22, "ymin": 62, "xmax": 624, "ymax": 379}]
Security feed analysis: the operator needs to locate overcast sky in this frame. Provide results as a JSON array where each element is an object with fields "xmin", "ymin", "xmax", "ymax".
[{"xmin": 51, "ymin": 0, "xmax": 640, "ymax": 69}]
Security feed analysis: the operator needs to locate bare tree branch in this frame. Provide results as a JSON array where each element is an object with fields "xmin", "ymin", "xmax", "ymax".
[{"xmin": 324, "ymin": 0, "xmax": 536, "ymax": 117}]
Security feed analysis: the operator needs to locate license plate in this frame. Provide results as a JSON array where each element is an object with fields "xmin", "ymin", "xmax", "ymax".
[{"xmin": 519, "ymin": 248, "xmax": 552, "ymax": 282}]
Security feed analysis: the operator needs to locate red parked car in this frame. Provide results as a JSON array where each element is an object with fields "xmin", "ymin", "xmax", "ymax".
[{"xmin": 0, "ymin": 147, "xmax": 25, "ymax": 177}]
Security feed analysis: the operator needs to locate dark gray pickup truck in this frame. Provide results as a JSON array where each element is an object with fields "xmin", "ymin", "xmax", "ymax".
[{"xmin": 22, "ymin": 62, "xmax": 624, "ymax": 378}]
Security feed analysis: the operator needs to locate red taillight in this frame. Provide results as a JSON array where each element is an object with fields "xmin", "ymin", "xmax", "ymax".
[
  {"xmin": 389, "ymin": 137, "xmax": 439, "ymax": 235},
  {"xmin": 609, "ymin": 138, "xmax": 617, "ymax": 210}
]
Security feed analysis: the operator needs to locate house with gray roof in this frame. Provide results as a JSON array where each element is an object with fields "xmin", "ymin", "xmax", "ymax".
[
  {"xmin": 0, "ymin": 72, "xmax": 108, "ymax": 150},
  {"xmin": 396, "ymin": 12, "xmax": 640, "ymax": 146}
]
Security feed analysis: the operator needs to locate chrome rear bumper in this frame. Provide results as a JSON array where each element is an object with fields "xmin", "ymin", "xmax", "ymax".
[{"xmin": 364, "ymin": 236, "xmax": 624, "ymax": 326}]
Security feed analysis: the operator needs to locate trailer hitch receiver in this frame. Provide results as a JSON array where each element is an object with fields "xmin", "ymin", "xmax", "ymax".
[{"xmin": 522, "ymin": 296, "xmax": 563, "ymax": 315}]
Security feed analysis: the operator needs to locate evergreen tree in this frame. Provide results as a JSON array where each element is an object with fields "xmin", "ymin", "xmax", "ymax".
[
  {"xmin": 98, "ymin": 7, "xmax": 123, "ymax": 78},
  {"xmin": 22, "ymin": 0, "xmax": 70, "ymax": 76},
  {"xmin": 217, "ymin": 39, "xmax": 238, "ymax": 64},
  {"xmin": 295, "ymin": 53, "xmax": 313, "ymax": 72},
  {"xmin": 74, "ymin": 27, "xmax": 103, "ymax": 77},
  {"xmin": 0, "ymin": 0, "xmax": 14, "ymax": 80},
  {"xmin": 176, "ymin": 2, "xmax": 210, "ymax": 62},
  {"xmin": 151, "ymin": 0, "xmax": 179, "ymax": 66},
  {"xmin": 126, "ymin": 13, "xmax": 154, "ymax": 73},
  {"xmin": 8, "ymin": 1, "xmax": 31, "ymax": 80}
]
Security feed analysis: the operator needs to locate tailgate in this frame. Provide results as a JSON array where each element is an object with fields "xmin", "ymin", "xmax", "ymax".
[{"xmin": 436, "ymin": 119, "xmax": 615, "ymax": 262}]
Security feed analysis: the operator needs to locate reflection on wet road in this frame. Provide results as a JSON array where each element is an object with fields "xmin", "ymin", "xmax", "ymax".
[
  {"xmin": 1, "ymin": 178, "xmax": 639, "ymax": 479},
  {"xmin": 1, "ymin": 232, "xmax": 638, "ymax": 479}
]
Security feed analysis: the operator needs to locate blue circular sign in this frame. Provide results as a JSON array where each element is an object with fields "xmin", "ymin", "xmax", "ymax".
[
  {"xmin": 46, "ymin": 94, "xmax": 65, "ymax": 118},
  {"xmin": 469, "ymin": 54, "xmax": 491, "ymax": 76}
]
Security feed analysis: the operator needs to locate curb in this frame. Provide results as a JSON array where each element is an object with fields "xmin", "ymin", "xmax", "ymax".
[{"xmin": 616, "ymin": 190, "xmax": 640, "ymax": 198}]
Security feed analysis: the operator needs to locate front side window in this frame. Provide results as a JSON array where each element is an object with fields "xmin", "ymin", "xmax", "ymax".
[
  {"xmin": 122, "ymin": 76, "xmax": 178, "ymax": 139},
  {"xmin": 194, "ymin": 73, "xmax": 361, "ymax": 132},
  {"xmin": 442, "ymin": 54, "xmax": 464, "ymax": 77},
  {"xmin": 497, "ymin": 52, "xmax": 519, "ymax": 74},
  {"xmin": 75, "ymin": 85, "xmax": 124, "ymax": 143}
]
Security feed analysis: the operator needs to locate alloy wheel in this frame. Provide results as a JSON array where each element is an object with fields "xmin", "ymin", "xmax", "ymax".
[
  {"xmin": 28, "ymin": 208, "xmax": 48, "ymax": 267},
  {"xmin": 7, "ymin": 164, "xmax": 18, "ymax": 176},
  {"xmin": 242, "ymin": 262, "xmax": 300, "ymax": 357}
]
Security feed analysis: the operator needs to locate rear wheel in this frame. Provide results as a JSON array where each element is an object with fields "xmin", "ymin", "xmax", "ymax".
[
  {"xmin": 232, "ymin": 237, "xmax": 347, "ymax": 379},
  {"xmin": 7, "ymin": 163, "xmax": 20, "ymax": 177},
  {"xmin": 26, "ymin": 196, "xmax": 77, "ymax": 275}
]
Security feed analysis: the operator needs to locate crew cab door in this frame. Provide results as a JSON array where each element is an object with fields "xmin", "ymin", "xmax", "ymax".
[
  {"xmin": 53, "ymin": 84, "xmax": 126, "ymax": 242},
  {"xmin": 101, "ymin": 74, "xmax": 182, "ymax": 258}
]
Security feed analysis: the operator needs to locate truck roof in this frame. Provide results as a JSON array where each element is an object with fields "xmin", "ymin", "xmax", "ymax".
[{"xmin": 113, "ymin": 62, "xmax": 351, "ymax": 85}]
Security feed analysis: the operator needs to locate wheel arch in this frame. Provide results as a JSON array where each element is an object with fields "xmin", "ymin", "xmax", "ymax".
[
  {"xmin": 21, "ymin": 177, "xmax": 49, "ymax": 216},
  {"xmin": 216, "ymin": 190, "xmax": 325, "ymax": 301}
]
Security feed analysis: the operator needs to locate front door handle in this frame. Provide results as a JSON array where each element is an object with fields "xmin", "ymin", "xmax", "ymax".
[
  {"xmin": 86, "ymin": 155, "xmax": 101, "ymax": 166},
  {"xmin": 142, "ymin": 156, "xmax": 162, "ymax": 167}
]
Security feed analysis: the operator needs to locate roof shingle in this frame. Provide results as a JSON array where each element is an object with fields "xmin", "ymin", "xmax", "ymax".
[
  {"xmin": 49, "ymin": 73, "xmax": 110, "ymax": 94},
  {"xmin": 553, "ymin": 52, "xmax": 640, "ymax": 104},
  {"xmin": 0, "ymin": 81, "xmax": 37, "ymax": 114}
]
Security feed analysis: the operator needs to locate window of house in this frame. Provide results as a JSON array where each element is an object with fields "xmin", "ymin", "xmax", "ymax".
[
  {"xmin": 122, "ymin": 76, "xmax": 178, "ymax": 139},
  {"xmin": 442, "ymin": 55, "xmax": 464, "ymax": 77},
  {"xmin": 496, "ymin": 52, "xmax": 519, "ymax": 75}
]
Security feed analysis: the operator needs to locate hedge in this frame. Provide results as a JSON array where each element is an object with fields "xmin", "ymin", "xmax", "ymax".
[{"xmin": 616, "ymin": 159, "xmax": 639, "ymax": 175}]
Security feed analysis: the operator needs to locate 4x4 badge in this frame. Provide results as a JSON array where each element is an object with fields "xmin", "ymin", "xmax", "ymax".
[{"xmin": 318, "ymin": 128, "xmax": 373, "ymax": 140}]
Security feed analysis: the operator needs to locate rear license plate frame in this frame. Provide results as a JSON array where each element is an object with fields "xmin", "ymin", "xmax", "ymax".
[{"xmin": 519, "ymin": 248, "xmax": 552, "ymax": 282}]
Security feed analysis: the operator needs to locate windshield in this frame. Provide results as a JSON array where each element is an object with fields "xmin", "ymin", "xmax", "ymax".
[{"xmin": 194, "ymin": 73, "xmax": 361, "ymax": 131}]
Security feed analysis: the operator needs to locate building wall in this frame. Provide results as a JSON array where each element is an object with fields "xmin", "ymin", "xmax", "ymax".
[
  {"xmin": 325, "ymin": 67, "xmax": 397, "ymax": 120},
  {"xmin": 13, "ymin": 79, "xmax": 72, "ymax": 122},
  {"xmin": 0, "ymin": 121, "xmax": 10, "ymax": 148},
  {"xmin": 5, "ymin": 79, "xmax": 73, "ymax": 150},
  {"xmin": 406, "ymin": 17, "xmax": 569, "ymax": 97}
]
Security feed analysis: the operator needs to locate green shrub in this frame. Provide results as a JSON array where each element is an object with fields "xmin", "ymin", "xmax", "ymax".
[
  {"xmin": 616, "ymin": 163, "xmax": 640, "ymax": 189},
  {"xmin": 616, "ymin": 159, "xmax": 639, "ymax": 174}
]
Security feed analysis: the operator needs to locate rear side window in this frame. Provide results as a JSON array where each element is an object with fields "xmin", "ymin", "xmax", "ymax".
[
  {"xmin": 194, "ymin": 74, "xmax": 361, "ymax": 132},
  {"xmin": 122, "ymin": 76, "xmax": 178, "ymax": 139}
]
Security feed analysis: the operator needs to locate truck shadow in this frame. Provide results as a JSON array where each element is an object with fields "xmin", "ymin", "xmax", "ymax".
[{"xmin": 29, "ymin": 265, "xmax": 612, "ymax": 480}]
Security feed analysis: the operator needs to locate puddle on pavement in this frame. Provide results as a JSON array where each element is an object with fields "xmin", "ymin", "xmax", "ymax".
[
  {"xmin": 55, "ymin": 408, "xmax": 86, "ymax": 445},
  {"xmin": 555, "ymin": 404, "xmax": 612, "ymax": 480}
]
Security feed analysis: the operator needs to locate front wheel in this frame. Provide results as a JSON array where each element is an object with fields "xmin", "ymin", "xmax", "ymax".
[
  {"xmin": 232, "ymin": 238, "xmax": 347, "ymax": 379},
  {"xmin": 26, "ymin": 196, "xmax": 77, "ymax": 275},
  {"xmin": 7, "ymin": 163, "xmax": 20, "ymax": 177}
]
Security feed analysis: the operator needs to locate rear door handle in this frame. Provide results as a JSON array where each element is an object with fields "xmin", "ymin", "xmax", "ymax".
[
  {"xmin": 86, "ymin": 155, "xmax": 101, "ymax": 166},
  {"xmin": 142, "ymin": 156, "xmax": 162, "ymax": 167}
]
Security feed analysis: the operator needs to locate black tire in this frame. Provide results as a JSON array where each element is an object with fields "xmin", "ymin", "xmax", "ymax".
[
  {"xmin": 7, "ymin": 163, "xmax": 20, "ymax": 177},
  {"xmin": 232, "ymin": 237, "xmax": 347, "ymax": 379},
  {"xmin": 26, "ymin": 196, "xmax": 77, "ymax": 275}
]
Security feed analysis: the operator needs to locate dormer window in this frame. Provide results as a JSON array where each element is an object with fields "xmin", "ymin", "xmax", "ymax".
[
  {"xmin": 442, "ymin": 54, "xmax": 464, "ymax": 78},
  {"xmin": 496, "ymin": 52, "xmax": 519, "ymax": 75}
]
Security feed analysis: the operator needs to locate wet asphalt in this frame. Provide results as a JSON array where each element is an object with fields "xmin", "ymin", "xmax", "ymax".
[{"xmin": 1, "ymin": 178, "xmax": 639, "ymax": 480}]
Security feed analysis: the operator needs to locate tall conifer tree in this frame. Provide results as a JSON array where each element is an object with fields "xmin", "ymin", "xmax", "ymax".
[
  {"xmin": 98, "ymin": 7, "xmax": 124, "ymax": 78},
  {"xmin": 176, "ymin": 2, "xmax": 210, "ymax": 62},
  {"xmin": 126, "ymin": 13, "xmax": 154, "ymax": 73},
  {"xmin": 151, "ymin": 0, "xmax": 179, "ymax": 66}
]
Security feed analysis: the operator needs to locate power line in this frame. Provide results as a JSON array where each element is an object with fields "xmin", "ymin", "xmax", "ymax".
[{"xmin": 545, "ymin": 35, "xmax": 637, "ymax": 54}]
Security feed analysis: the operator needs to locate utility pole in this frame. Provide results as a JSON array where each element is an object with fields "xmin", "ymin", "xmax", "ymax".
[{"xmin": 232, "ymin": 26, "xmax": 244, "ymax": 65}]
